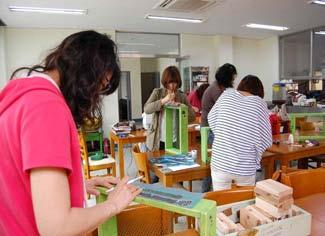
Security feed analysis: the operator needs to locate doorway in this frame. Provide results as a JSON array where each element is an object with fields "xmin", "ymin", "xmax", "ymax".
[
  {"xmin": 118, "ymin": 71, "xmax": 132, "ymax": 121},
  {"xmin": 141, "ymin": 72, "xmax": 160, "ymax": 109}
]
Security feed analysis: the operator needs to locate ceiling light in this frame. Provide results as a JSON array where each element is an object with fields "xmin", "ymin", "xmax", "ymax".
[
  {"xmin": 245, "ymin": 23, "xmax": 289, "ymax": 31},
  {"xmin": 8, "ymin": 6, "xmax": 87, "ymax": 15},
  {"xmin": 145, "ymin": 15, "xmax": 203, "ymax": 23},
  {"xmin": 315, "ymin": 31, "xmax": 325, "ymax": 35},
  {"xmin": 118, "ymin": 43, "xmax": 155, "ymax": 46},
  {"xmin": 308, "ymin": 0, "xmax": 325, "ymax": 5},
  {"xmin": 119, "ymin": 50, "xmax": 141, "ymax": 53}
]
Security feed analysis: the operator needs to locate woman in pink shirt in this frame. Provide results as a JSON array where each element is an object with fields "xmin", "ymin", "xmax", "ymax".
[
  {"xmin": 0, "ymin": 30, "xmax": 140, "ymax": 235},
  {"xmin": 187, "ymin": 83, "xmax": 209, "ymax": 113}
]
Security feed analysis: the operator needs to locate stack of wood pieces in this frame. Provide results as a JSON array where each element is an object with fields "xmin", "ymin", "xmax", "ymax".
[
  {"xmin": 240, "ymin": 179, "xmax": 294, "ymax": 229},
  {"xmin": 217, "ymin": 212, "xmax": 245, "ymax": 234}
]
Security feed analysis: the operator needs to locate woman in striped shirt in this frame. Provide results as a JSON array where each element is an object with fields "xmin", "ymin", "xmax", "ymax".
[{"xmin": 207, "ymin": 75, "xmax": 272, "ymax": 190}]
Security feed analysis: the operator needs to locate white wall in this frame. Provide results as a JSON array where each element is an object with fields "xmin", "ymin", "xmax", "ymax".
[
  {"xmin": 233, "ymin": 37, "xmax": 279, "ymax": 101},
  {"xmin": 233, "ymin": 38, "xmax": 261, "ymax": 88},
  {"xmin": 4, "ymin": 27, "xmax": 117, "ymax": 137},
  {"xmin": 214, "ymin": 35, "xmax": 233, "ymax": 66},
  {"xmin": 120, "ymin": 57, "xmax": 142, "ymax": 120},
  {"xmin": 0, "ymin": 27, "xmax": 6, "ymax": 89},
  {"xmin": 181, "ymin": 34, "xmax": 218, "ymax": 83},
  {"xmin": 257, "ymin": 37, "xmax": 279, "ymax": 101}
]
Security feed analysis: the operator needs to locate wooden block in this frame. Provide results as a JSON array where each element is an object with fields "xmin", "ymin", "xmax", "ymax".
[
  {"xmin": 217, "ymin": 217, "xmax": 230, "ymax": 234},
  {"xmin": 246, "ymin": 205, "xmax": 273, "ymax": 224},
  {"xmin": 255, "ymin": 197, "xmax": 291, "ymax": 218},
  {"xmin": 236, "ymin": 223, "xmax": 245, "ymax": 232},
  {"xmin": 251, "ymin": 205, "xmax": 278, "ymax": 222},
  {"xmin": 255, "ymin": 179, "xmax": 292, "ymax": 198},
  {"xmin": 240, "ymin": 207, "xmax": 262, "ymax": 229},
  {"xmin": 255, "ymin": 192, "xmax": 293, "ymax": 210},
  {"xmin": 217, "ymin": 212, "xmax": 237, "ymax": 233},
  {"xmin": 255, "ymin": 188, "xmax": 292, "ymax": 206}
]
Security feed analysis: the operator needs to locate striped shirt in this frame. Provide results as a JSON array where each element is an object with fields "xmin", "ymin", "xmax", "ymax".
[{"xmin": 207, "ymin": 88, "xmax": 272, "ymax": 176}]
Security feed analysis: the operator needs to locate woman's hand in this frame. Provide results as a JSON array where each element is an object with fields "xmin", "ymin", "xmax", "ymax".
[
  {"xmin": 86, "ymin": 176, "xmax": 119, "ymax": 196},
  {"xmin": 106, "ymin": 176, "xmax": 141, "ymax": 214},
  {"xmin": 161, "ymin": 93, "xmax": 175, "ymax": 105},
  {"xmin": 192, "ymin": 106, "xmax": 200, "ymax": 113}
]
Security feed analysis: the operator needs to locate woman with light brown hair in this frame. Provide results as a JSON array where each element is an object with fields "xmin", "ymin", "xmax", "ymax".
[{"xmin": 144, "ymin": 66, "xmax": 195, "ymax": 151}]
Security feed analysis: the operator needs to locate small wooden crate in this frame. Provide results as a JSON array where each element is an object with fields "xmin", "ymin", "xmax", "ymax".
[{"xmin": 216, "ymin": 199, "xmax": 311, "ymax": 236}]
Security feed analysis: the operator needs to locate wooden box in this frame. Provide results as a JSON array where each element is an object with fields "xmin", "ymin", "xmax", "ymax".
[{"xmin": 216, "ymin": 199, "xmax": 311, "ymax": 236}]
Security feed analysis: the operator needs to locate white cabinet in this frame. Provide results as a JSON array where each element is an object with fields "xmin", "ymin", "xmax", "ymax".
[{"xmin": 183, "ymin": 66, "xmax": 209, "ymax": 92}]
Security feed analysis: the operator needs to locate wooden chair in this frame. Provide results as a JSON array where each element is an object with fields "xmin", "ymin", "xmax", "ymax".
[
  {"xmin": 132, "ymin": 144, "xmax": 152, "ymax": 183},
  {"xmin": 204, "ymin": 186, "xmax": 255, "ymax": 206},
  {"xmin": 280, "ymin": 168, "xmax": 325, "ymax": 199},
  {"xmin": 279, "ymin": 168, "xmax": 325, "ymax": 236},
  {"xmin": 116, "ymin": 204, "xmax": 173, "ymax": 236},
  {"xmin": 78, "ymin": 130, "xmax": 116, "ymax": 179},
  {"xmin": 114, "ymin": 203, "xmax": 201, "ymax": 236}
]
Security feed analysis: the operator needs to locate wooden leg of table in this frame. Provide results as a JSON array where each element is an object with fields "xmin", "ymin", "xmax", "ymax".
[
  {"xmin": 162, "ymin": 176, "xmax": 173, "ymax": 188},
  {"xmin": 264, "ymin": 159, "xmax": 275, "ymax": 179},
  {"xmin": 110, "ymin": 137, "xmax": 115, "ymax": 158},
  {"xmin": 118, "ymin": 142, "xmax": 125, "ymax": 178},
  {"xmin": 188, "ymin": 180, "xmax": 193, "ymax": 192},
  {"xmin": 111, "ymin": 165, "xmax": 116, "ymax": 177},
  {"xmin": 280, "ymin": 159, "xmax": 289, "ymax": 170}
]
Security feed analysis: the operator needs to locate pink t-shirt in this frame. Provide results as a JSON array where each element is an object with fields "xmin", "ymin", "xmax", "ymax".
[
  {"xmin": 0, "ymin": 77, "xmax": 84, "ymax": 235},
  {"xmin": 187, "ymin": 90, "xmax": 202, "ymax": 111}
]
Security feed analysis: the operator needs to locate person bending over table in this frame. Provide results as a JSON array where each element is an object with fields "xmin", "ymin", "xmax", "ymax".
[{"xmin": 208, "ymin": 75, "xmax": 272, "ymax": 190}]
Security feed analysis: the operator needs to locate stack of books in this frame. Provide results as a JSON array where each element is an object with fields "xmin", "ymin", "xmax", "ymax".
[{"xmin": 111, "ymin": 121, "xmax": 134, "ymax": 136}]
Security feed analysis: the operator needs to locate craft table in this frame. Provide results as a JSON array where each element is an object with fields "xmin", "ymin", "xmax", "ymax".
[{"xmin": 267, "ymin": 133, "xmax": 325, "ymax": 169}]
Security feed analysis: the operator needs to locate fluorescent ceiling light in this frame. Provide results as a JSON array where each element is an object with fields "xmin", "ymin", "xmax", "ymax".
[
  {"xmin": 245, "ymin": 23, "xmax": 289, "ymax": 31},
  {"xmin": 119, "ymin": 50, "xmax": 141, "ymax": 53},
  {"xmin": 308, "ymin": 0, "xmax": 325, "ymax": 5},
  {"xmin": 315, "ymin": 31, "xmax": 325, "ymax": 35},
  {"xmin": 8, "ymin": 6, "xmax": 87, "ymax": 15},
  {"xmin": 145, "ymin": 15, "xmax": 203, "ymax": 23},
  {"xmin": 118, "ymin": 42, "xmax": 155, "ymax": 46}
]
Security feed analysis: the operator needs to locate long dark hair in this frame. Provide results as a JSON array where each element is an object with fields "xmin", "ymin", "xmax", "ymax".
[{"xmin": 11, "ymin": 30, "xmax": 121, "ymax": 125}]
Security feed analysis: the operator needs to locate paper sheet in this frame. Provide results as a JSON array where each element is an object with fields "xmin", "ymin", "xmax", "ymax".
[{"xmin": 168, "ymin": 163, "xmax": 200, "ymax": 171}]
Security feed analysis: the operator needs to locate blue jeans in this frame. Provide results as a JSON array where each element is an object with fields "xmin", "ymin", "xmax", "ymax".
[{"xmin": 202, "ymin": 131, "xmax": 214, "ymax": 192}]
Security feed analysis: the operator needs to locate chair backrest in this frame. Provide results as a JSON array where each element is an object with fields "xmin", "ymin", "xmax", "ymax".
[
  {"xmin": 271, "ymin": 165, "xmax": 302, "ymax": 182},
  {"xmin": 280, "ymin": 168, "xmax": 325, "ymax": 199},
  {"xmin": 117, "ymin": 204, "xmax": 173, "ymax": 236},
  {"xmin": 78, "ymin": 129, "xmax": 90, "ymax": 179},
  {"xmin": 132, "ymin": 144, "xmax": 151, "ymax": 184},
  {"xmin": 204, "ymin": 186, "xmax": 255, "ymax": 206}
]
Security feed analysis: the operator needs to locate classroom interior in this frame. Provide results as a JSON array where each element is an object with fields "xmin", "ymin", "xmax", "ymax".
[{"xmin": 1, "ymin": 0, "xmax": 325, "ymax": 235}]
